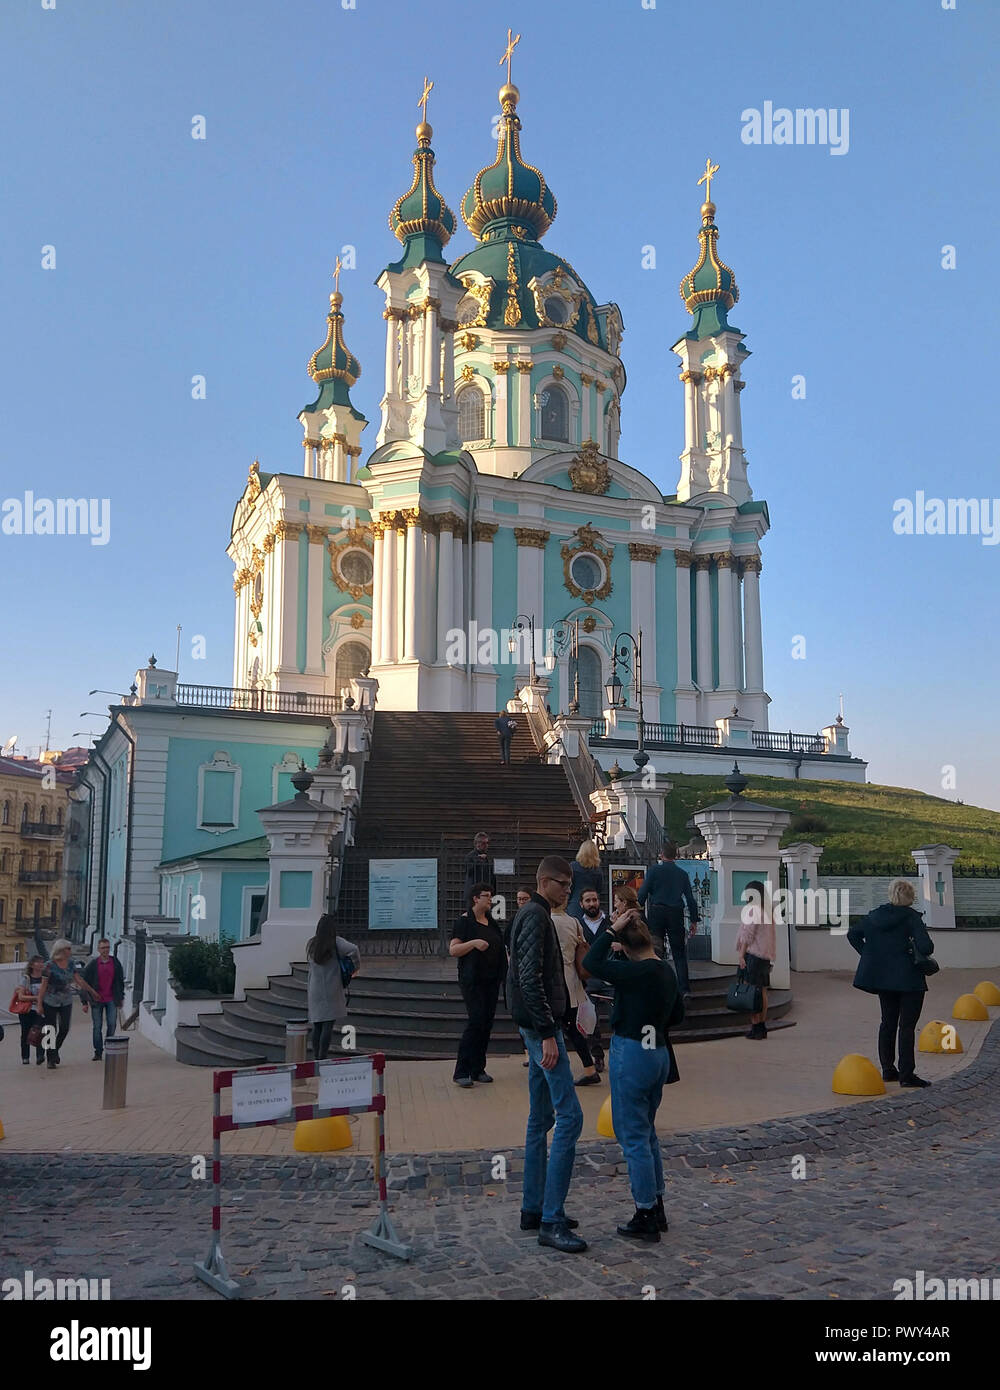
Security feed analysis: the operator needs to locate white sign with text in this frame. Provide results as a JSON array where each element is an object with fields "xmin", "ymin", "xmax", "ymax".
[
  {"xmin": 231, "ymin": 1070, "xmax": 293, "ymax": 1125},
  {"xmin": 318, "ymin": 1057, "xmax": 374, "ymax": 1110}
]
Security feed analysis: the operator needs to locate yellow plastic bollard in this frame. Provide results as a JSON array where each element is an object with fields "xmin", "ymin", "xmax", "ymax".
[
  {"xmin": 832, "ymin": 1054, "xmax": 885, "ymax": 1096},
  {"xmin": 918, "ymin": 1020, "xmax": 964, "ymax": 1054},
  {"xmin": 973, "ymin": 981, "xmax": 1000, "ymax": 1007},
  {"xmin": 0, "ymin": 1118, "xmax": 5, "ymax": 1141},
  {"xmin": 953, "ymin": 993, "xmax": 989, "ymax": 1021},
  {"xmin": 293, "ymin": 1116, "xmax": 353, "ymax": 1152},
  {"xmin": 596, "ymin": 1094, "xmax": 616, "ymax": 1139}
]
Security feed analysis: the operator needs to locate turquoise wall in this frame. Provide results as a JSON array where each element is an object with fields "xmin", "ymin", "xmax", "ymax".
[
  {"xmin": 220, "ymin": 869, "xmax": 269, "ymax": 940},
  {"xmin": 161, "ymin": 735, "xmax": 326, "ymax": 862}
]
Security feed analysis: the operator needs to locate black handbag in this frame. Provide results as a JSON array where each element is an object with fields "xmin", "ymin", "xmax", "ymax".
[
  {"xmin": 726, "ymin": 968, "xmax": 762, "ymax": 1013},
  {"xmin": 908, "ymin": 932, "xmax": 939, "ymax": 977}
]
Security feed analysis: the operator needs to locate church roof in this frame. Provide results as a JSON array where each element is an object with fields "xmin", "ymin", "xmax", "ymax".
[
  {"xmin": 388, "ymin": 118, "xmax": 457, "ymax": 268},
  {"xmin": 302, "ymin": 283, "xmax": 365, "ymax": 420},
  {"xmin": 678, "ymin": 166, "xmax": 741, "ymax": 340}
]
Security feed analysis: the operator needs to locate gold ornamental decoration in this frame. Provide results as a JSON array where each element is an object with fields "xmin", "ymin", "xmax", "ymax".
[
  {"xmin": 628, "ymin": 542, "xmax": 661, "ymax": 564},
  {"xmin": 329, "ymin": 524, "xmax": 375, "ymax": 600},
  {"xmin": 567, "ymin": 438, "xmax": 611, "ymax": 496},
  {"xmin": 561, "ymin": 523, "xmax": 614, "ymax": 603},
  {"xmin": 513, "ymin": 527, "xmax": 549, "ymax": 549},
  {"xmin": 246, "ymin": 460, "xmax": 262, "ymax": 505},
  {"xmin": 350, "ymin": 611, "xmax": 366, "ymax": 630}
]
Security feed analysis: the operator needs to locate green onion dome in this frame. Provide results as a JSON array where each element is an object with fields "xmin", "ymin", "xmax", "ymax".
[
  {"xmin": 389, "ymin": 122, "xmax": 457, "ymax": 258},
  {"xmin": 679, "ymin": 197, "xmax": 740, "ymax": 339},
  {"xmin": 461, "ymin": 85, "xmax": 556, "ymax": 242},
  {"xmin": 304, "ymin": 287, "xmax": 363, "ymax": 415}
]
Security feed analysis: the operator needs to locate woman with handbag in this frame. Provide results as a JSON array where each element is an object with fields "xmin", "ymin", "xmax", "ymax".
[
  {"xmin": 551, "ymin": 906, "xmax": 600, "ymax": 1086},
  {"xmin": 847, "ymin": 879, "xmax": 936, "ymax": 1087},
  {"xmin": 12, "ymin": 954, "xmax": 46, "ymax": 1065},
  {"xmin": 35, "ymin": 940, "xmax": 100, "ymax": 1068},
  {"xmin": 306, "ymin": 914, "xmax": 361, "ymax": 1061},
  {"xmin": 736, "ymin": 879, "xmax": 776, "ymax": 1041},
  {"xmin": 581, "ymin": 906, "xmax": 682, "ymax": 1244}
]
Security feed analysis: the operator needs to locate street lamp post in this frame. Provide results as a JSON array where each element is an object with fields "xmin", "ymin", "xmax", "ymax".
[
  {"xmin": 608, "ymin": 630, "xmax": 648, "ymax": 769},
  {"xmin": 508, "ymin": 613, "xmax": 537, "ymax": 687},
  {"xmin": 550, "ymin": 617, "xmax": 581, "ymax": 714}
]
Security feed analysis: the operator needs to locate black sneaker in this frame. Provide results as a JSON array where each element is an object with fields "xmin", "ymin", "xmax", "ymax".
[
  {"xmin": 21, "ymin": 1057, "xmax": 30, "ymax": 1065},
  {"xmin": 654, "ymin": 1196, "xmax": 668, "ymax": 1232},
  {"xmin": 574, "ymin": 1073, "xmax": 601, "ymax": 1086},
  {"xmin": 617, "ymin": 1207, "xmax": 660, "ymax": 1243},
  {"xmin": 473, "ymin": 1072, "xmax": 493, "ymax": 1083},
  {"xmin": 520, "ymin": 1211, "xmax": 579, "ymax": 1231},
  {"xmin": 453, "ymin": 1076, "xmax": 474, "ymax": 1088},
  {"xmin": 882, "ymin": 1065, "xmax": 900, "ymax": 1081},
  {"xmin": 92, "ymin": 1052, "xmax": 103, "ymax": 1062},
  {"xmin": 900, "ymin": 1075, "xmax": 931, "ymax": 1088},
  {"xmin": 538, "ymin": 1222, "xmax": 587, "ymax": 1253}
]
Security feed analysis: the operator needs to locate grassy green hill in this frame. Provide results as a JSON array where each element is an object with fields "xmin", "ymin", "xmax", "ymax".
[{"xmin": 659, "ymin": 774, "xmax": 1000, "ymax": 868}]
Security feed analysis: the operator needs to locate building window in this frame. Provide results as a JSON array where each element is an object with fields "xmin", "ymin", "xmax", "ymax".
[
  {"xmin": 2, "ymin": 801, "xmax": 8, "ymax": 825},
  {"xmin": 334, "ymin": 641, "xmax": 371, "ymax": 695},
  {"xmin": 0, "ymin": 899, "xmax": 5, "ymax": 923},
  {"xmin": 569, "ymin": 552, "xmax": 605, "ymax": 593},
  {"xmin": 197, "ymin": 752, "xmax": 241, "ymax": 833},
  {"xmin": 15, "ymin": 899, "xmax": 23, "ymax": 921},
  {"xmin": 33, "ymin": 898, "xmax": 41, "ymax": 922},
  {"xmin": 340, "ymin": 549, "xmax": 373, "ymax": 588},
  {"xmin": 577, "ymin": 645, "xmax": 604, "ymax": 718},
  {"xmin": 544, "ymin": 296, "xmax": 568, "ymax": 324},
  {"xmin": 540, "ymin": 384, "xmax": 569, "ymax": 442},
  {"xmin": 458, "ymin": 385, "xmax": 485, "ymax": 441}
]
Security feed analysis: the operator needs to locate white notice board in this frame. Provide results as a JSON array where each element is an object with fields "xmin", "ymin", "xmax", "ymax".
[
  {"xmin": 230, "ymin": 1070, "xmax": 293, "ymax": 1125},
  {"xmin": 318, "ymin": 1057, "xmax": 374, "ymax": 1110},
  {"xmin": 368, "ymin": 858, "xmax": 437, "ymax": 929}
]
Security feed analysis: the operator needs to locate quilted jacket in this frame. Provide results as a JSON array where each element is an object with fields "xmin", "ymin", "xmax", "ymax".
[{"xmin": 507, "ymin": 893, "xmax": 568, "ymax": 1039}]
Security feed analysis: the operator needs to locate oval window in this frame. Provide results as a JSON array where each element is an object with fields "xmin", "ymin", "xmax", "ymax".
[
  {"xmin": 570, "ymin": 552, "xmax": 604, "ymax": 592},
  {"xmin": 340, "ymin": 549, "xmax": 373, "ymax": 587}
]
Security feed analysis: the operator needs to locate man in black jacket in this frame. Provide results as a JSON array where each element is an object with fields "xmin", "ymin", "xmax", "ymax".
[
  {"xmin": 494, "ymin": 711, "xmax": 517, "ymax": 766},
  {"xmin": 508, "ymin": 855, "xmax": 586, "ymax": 1253}
]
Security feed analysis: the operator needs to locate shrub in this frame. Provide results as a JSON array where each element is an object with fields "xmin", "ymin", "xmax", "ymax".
[
  {"xmin": 169, "ymin": 938, "xmax": 236, "ymax": 995},
  {"xmin": 790, "ymin": 813, "xmax": 828, "ymax": 835}
]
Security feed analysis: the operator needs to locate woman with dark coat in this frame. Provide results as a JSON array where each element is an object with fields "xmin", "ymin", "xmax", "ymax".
[
  {"xmin": 566, "ymin": 839, "xmax": 603, "ymax": 924},
  {"xmin": 847, "ymin": 878, "xmax": 935, "ymax": 1088}
]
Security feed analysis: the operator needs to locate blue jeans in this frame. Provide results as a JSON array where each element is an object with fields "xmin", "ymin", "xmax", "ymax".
[
  {"xmin": 91, "ymin": 1001, "xmax": 117, "ymax": 1055},
  {"xmin": 519, "ymin": 1027, "xmax": 584, "ymax": 1225},
  {"xmin": 609, "ymin": 1034, "xmax": 671, "ymax": 1209}
]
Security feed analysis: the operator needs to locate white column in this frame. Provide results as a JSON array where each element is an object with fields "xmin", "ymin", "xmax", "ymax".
[
  {"xmin": 305, "ymin": 529, "xmax": 325, "ymax": 674},
  {"xmin": 384, "ymin": 315, "xmax": 398, "ymax": 399},
  {"xmin": 423, "ymin": 307, "xmax": 440, "ymax": 396},
  {"xmin": 515, "ymin": 533, "xmax": 546, "ymax": 681},
  {"xmin": 421, "ymin": 524, "xmax": 437, "ymax": 665},
  {"xmin": 674, "ymin": 552, "xmax": 693, "ymax": 688},
  {"xmin": 402, "ymin": 515, "xmax": 423, "ymax": 662},
  {"xmin": 682, "ymin": 373, "xmax": 700, "ymax": 452},
  {"xmin": 716, "ymin": 554, "xmax": 736, "ymax": 689},
  {"xmin": 278, "ymin": 527, "xmax": 300, "ymax": 673},
  {"xmin": 436, "ymin": 522, "xmax": 456, "ymax": 661},
  {"xmin": 370, "ymin": 526, "xmax": 384, "ymax": 666},
  {"xmin": 629, "ymin": 544, "xmax": 657, "ymax": 708},
  {"xmin": 332, "ymin": 440, "xmax": 346, "ymax": 483},
  {"xmin": 742, "ymin": 558, "xmax": 764, "ymax": 692},
  {"xmin": 472, "ymin": 526, "xmax": 496, "ymax": 666},
  {"xmin": 694, "ymin": 558, "xmax": 713, "ymax": 690},
  {"xmin": 517, "ymin": 367, "xmax": 532, "ymax": 446},
  {"xmin": 379, "ymin": 519, "xmax": 398, "ymax": 664},
  {"xmin": 454, "ymin": 534, "xmax": 466, "ymax": 643},
  {"xmin": 494, "ymin": 366, "xmax": 509, "ymax": 447}
]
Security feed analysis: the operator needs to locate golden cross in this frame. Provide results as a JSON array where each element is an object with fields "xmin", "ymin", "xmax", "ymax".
[
  {"xmin": 332, "ymin": 255, "xmax": 343, "ymax": 295},
  {"xmin": 418, "ymin": 75, "xmax": 433, "ymax": 122},
  {"xmin": 499, "ymin": 27, "xmax": 520, "ymax": 83},
  {"xmin": 698, "ymin": 156, "xmax": 720, "ymax": 203}
]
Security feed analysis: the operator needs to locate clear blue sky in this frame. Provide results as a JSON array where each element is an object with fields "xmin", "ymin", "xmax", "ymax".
[{"xmin": 2, "ymin": 0, "xmax": 998, "ymax": 808}]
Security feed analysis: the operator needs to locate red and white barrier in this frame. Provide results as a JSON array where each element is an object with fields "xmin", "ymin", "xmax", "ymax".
[{"xmin": 194, "ymin": 1051, "xmax": 411, "ymax": 1298}]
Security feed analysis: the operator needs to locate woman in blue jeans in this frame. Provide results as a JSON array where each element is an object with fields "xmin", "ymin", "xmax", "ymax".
[{"xmin": 582, "ymin": 907, "xmax": 682, "ymax": 1243}]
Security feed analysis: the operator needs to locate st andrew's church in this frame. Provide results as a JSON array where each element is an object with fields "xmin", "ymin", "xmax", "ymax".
[{"xmin": 229, "ymin": 71, "xmax": 773, "ymax": 730}]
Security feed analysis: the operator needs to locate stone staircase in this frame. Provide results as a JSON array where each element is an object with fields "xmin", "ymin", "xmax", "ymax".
[{"xmin": 175, "ymin": 959, "xmax": 794, "ymax": 1066}]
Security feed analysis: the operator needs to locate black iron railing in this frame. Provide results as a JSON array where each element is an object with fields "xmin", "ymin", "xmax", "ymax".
[
  {"xmin": 753, "ymin": 730, "xmax": 825, "ymax": 753},
  {"xmin": 175, "ymin": 684, "xmax": 343, "ymax": 716},
  {"xmin": 18, "ymin": 869, "xmax": 61, "ymax": 883},
  {"xmin": 20, "ymin": 821, "xmax": 62, "ymax": 837}
]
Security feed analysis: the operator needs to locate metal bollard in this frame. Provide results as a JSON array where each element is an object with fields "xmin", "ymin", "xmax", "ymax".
[
  {"xmin": 285, "ymin": 1020, "xmax": 309, "ymax": 1063},
  {"xmin": 102, "ymin": 1036, "xmax": 129, "ymax": 1110}
]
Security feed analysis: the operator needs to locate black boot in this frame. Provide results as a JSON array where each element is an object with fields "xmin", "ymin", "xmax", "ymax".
[
  {"xmin": 616, "ymin": 1207, "xmax": 660, "ymax": 1243},
  {"xmin": 654, "ymin": 1196, "xmax": 668, "ymax": 1232},
  {"xmin": 538, "ymin": 1221, "xmax": 588, "ymax": 1253}
]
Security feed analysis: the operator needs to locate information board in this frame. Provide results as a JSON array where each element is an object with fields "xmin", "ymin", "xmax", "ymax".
[
  {"xmin": 318, "ymin": 1057, "xmax": 374, "ymax": 1110},
  {"xmin": 230, "ymin": 1070, "xmax": 293, "ymax": 1125},
  {"xmin": 368, "ymin": 858, "xmax": 438, "ymax": 929}
]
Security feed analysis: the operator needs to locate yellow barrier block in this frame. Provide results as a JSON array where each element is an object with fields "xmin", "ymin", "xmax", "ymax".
[
  {"xmin": 953, "ymin": 993, "xmax": 989, "ymax": 1022},
  {"xmin": 832, "ymin": 1053, "xmax": 885, "ymax": 1096},
  {"xmin": 0, "ymin": 1118, "xmax": 4, "ymax": 1141},
  {"xmin": 596, "ymin": 1094, "xmax": 616, "ymax": 1139},
  {"xmin": 973, "ymin": 981, "xmax": 1000, "ymax": 1007},
  {"xmin": 293, "ymin": 1116, "xmax": 353, "ymax": 1152},
  {"xmin": 918, "ymin": 1020, "xmax": 964, "ymax": 1054}
]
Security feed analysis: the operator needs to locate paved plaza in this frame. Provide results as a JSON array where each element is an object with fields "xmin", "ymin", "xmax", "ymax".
[{"xmin": 1, "ymin": 968, "xmax": 998, "ymax": 1300}]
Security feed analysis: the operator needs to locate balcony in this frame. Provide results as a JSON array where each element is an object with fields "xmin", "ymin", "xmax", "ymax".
[
  {"xmin": 21, "ymin": 821, "xmax": 63, "ymax": 838},
  {"xmin": 18, "ymin": 869, "xmax": 61, "ymax": 884},
  {"xmin": 175, "ymin": 684, "xmax": 343, "ymax": 716},
  {"xmin": 14, "ymin": 915, "xmax": 59, "ymax": 933}
]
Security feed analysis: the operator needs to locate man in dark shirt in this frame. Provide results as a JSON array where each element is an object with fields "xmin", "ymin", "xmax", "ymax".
[
  {"xmin": 508, "ymin": 855, "xmax": 586, "ymax": 1253},
  {"xmin": 449, "ymin": 884, "xmax": 506, "ymax": 1087},
  {"xmin": 494, "ymin": 711, "xmax": 517, "ymax": 766},
  {"xmin": 462, "ymin": 832, "xmax": 496, "ymax": 908},
  {"xmin": 638, "ymin": 846, "xmax": 699, "ymax": 998}
]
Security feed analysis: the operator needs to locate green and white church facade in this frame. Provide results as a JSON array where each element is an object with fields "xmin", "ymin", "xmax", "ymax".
[{"xmin": 228, "ymin": 79, "xmax": 827, "ymax": 744}]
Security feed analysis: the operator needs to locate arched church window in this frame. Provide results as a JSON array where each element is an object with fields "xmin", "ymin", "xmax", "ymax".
[
  {"xmin": 540, "ymin": 383, "xmax": 569, "ymax": 443},
  {"xmin": 544, "ymin": 296, "xmax": 568, "ymax": 324},
  {"xmin": 340, "ymin": 549, "xmax": 374, "ymax": 588},
  {"xmin": 577, "ymin": 645, "xmax": 603, "ymax": 719},
  {"xmin": 335, "ymin": 640, "xmax": 370, "ymax": 694},
  {"xmin": 458, "ymin": 386, "xmax": 485, "ymax": 441}
]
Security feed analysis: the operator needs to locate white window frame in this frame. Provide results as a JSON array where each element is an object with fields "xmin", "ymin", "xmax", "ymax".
[{"xmin": 196, "ymin": 751, "xmax": 241, "ymax": 834}]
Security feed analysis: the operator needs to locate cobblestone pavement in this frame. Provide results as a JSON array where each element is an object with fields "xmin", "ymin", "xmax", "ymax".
[{"xmin": 3, "ymin": 1021, "xmax": 998, "ymax": 1301}]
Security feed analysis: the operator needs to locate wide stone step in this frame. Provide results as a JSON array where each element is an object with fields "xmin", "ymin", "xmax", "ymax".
[{"xmin": 174, "ymin": 1025, "xmax": 268, "ymax": 1068}]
